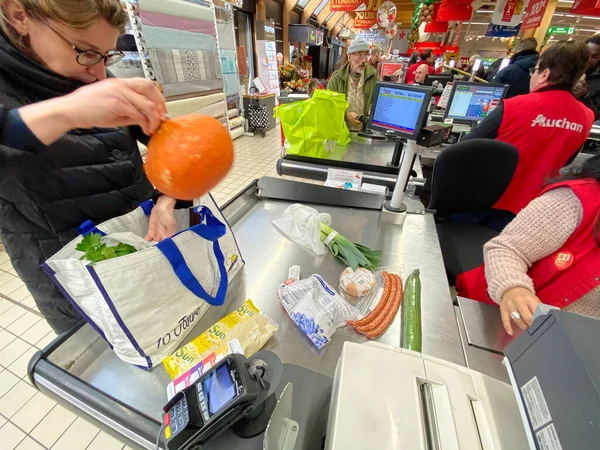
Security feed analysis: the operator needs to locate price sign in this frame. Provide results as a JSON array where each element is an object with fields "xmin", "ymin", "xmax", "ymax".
[{"xmin": 522, "ymin": 0, "xmax": 549, "ymax": 30}]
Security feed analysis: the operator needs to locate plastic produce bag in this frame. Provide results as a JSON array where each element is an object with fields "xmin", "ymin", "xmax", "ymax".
[
  {"xmin": 274, "ymin": 90, "xmax": 351, "ymax": 157},
  {"xmin": 277, "ymin": 274, "xmax": 358, "ymax": 349},
  {"xmin": 272, "ymin": 204, "xmax": 332, "ymax": 256}
]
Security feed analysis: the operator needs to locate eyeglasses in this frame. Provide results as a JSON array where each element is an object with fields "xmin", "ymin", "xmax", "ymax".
[
  {"xmin": 529, "ymin": 67, "xmax": 540, "ymax": 77},
  {"xmin": 45, "ymin": 21, "xmax": 125, "ymax": 67}
]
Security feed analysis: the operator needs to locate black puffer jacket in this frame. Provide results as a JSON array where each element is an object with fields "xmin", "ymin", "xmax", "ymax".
[
  {"xmin": 0, "ymin": 33, "xmax": 155, "ymax": 332},
  {"xmin": 493, "ymin": 49, "xmax": 539, "ymax": 99}
]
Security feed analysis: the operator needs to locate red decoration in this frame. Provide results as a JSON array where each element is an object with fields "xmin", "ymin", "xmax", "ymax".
[
  {"xmin": 522, "ymin": 0, "xmax": 549, "ymax": 30},
  {"xmin": 570, "ymin": 0, "xmax": 600, "ymax": 15},
  {"xmin": 398, "ymin": 30, "xmax": 407, "ymax": 40},
  {"xmin": 424, "ymin": 3, "xmax": 449, "ymax": 33},
  {"xmin": 437, "ymin": 0, "xmax": 474, "ymax": 22},
  {"xmin": 408, "ymin": 43, "xmax": 460, "ymax": 57}
]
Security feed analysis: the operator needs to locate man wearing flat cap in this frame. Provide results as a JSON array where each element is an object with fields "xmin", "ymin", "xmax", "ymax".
[{"xmin": 328, "ymin": 38, "xmax": 378, "ymax": 131}]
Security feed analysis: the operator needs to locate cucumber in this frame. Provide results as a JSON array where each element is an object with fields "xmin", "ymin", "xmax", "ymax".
[{"xmin": 401, "ymin": 269, "xmax": 422, "ymax": 352}]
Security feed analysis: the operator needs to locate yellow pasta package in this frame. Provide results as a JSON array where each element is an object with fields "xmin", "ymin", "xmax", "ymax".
[{"xmin": 163, "ymin": 299, "xmax": 279, "ymax": 379}]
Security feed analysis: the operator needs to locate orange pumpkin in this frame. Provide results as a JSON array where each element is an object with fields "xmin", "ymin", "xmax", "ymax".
[{"xmin": 145, "ymin": 114, "xmax": 234, "ymax": 200}]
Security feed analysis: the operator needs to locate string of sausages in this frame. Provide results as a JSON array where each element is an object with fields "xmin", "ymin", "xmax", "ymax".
[{"xmin": 347, "ymin": 271, "xmax": 403, "ymax": 339}]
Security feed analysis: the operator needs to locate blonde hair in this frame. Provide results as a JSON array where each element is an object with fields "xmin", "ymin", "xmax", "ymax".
[{"xmin": 1, "ymin": 0, "xmax": 127, "ymax": 52}]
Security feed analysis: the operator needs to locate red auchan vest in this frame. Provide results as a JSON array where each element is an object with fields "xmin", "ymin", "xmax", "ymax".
[
  {"xmin": 456, "ymin": 179, "xmax": 600, "ymax": 308},
  {"xmin": 493, "ymin": 89, "xmax": 594, "ymax": 214},
  {"xmin": 405, "ymin": 63, "xmax": 434, "ymax": 83}
]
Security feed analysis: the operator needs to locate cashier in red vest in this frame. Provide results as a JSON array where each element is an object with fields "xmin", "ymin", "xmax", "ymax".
[
  {"xmin": 463, "ymin": 41, "xmax": 595, "ymax": 215},
  {"xmin": 405, "ymin": 49, "xmax": 435, "ymax": 84},
  {"xmin": 456, "ymin": 156, "xmax": 600, "ymax": 335}
]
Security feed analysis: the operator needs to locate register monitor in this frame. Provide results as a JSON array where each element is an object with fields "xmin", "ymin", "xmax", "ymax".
[
  {"xmin": 424, "ymin": 73, "xmax": 453, "ymax": 87},
  {"xmin": 444, "ymin": 82, "xmax": 508, "ymax": 125},
  {"xmin": 367, "ymin": 82, "xmax": 433, "ymax": 141}
]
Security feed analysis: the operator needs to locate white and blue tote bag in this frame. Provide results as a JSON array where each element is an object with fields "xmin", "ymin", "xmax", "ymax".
[{"xmin": 43, "ymin": 194, "xmax": 243, "ymax": 369}]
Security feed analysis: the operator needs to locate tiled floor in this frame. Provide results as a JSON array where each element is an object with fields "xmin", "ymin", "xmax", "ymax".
[{"xmin": 0, "ymin": 130, "xmax": 318, "ymax": 449}]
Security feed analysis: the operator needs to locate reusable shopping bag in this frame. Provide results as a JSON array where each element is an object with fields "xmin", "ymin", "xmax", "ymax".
[
  {"xmin": 43, "ymin": 194, "xmax": 243, "ymax": 369},
  {"xmin": 275, "ymin": 89, "xmax": 351, "ymax": 157}
]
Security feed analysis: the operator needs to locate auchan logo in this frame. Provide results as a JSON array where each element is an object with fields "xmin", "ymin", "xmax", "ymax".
[{"xmin": 531, "ymin": 114, "xmax": 584, "ymax": 133}]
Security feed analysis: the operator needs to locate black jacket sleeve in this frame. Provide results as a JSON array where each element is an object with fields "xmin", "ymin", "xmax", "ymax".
[
  {"xmin": 462, "ymin": 103, "xmax": 504, "ymax": 141},
  {"xmin": 0, "ymin": 106, "xmax": 45, "ymax": 152}
]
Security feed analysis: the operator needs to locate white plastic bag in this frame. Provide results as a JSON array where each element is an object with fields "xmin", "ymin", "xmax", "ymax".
[{"xmin": 271, "ymin": 204, "xmax": 331, "ymax": 256}]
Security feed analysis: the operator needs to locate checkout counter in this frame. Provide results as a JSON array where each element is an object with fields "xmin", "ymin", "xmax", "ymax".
[{"xmin": 27, "ymin": 83, "xmax": 600, "ymax": 450}]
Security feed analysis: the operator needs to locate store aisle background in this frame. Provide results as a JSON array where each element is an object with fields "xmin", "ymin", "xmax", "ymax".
[{"xmin": 0, "ymin": 130, "xmax": 317, "ymax": 450}]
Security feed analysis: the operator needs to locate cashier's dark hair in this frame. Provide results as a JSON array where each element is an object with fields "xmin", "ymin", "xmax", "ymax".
[
  {"xmin": 549, "ymin": 155, "xmax": 600, "ymax": 245},
  {"xmin": 538, "ymin": 41, "xmax": 590, "ymax": 87}
]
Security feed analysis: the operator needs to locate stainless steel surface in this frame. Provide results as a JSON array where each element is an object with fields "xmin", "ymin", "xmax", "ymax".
[
  {"xmin": 457, "ymin": 296, "xmax": 521, "ymax": 354},
  {"xmin": 45, "ymin": 179, "xmax": 464, "ymax": 427},
  {"xmin": 454, "ymin": 302, "xmax": 509, "ymax": 383},
  {"xmin": 284, "ymin": 133, "xmax": 398, "ymax": 168},
  {"xmin": 278, "ymin": 159, "xmax": 399, "ymax": 189},
  {"xmin": 389, "ymin": 140, "xmax": 417, "ymax": 209},
  {"xmin": 421, "ymin": 383, "xmax": 441, "ymax": 450},
  {"xmin": 590, "ymin": 122, "xmax": 600, "ymax": 141}
]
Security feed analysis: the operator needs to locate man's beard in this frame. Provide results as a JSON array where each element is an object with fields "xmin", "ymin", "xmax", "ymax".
[{"xmin": 351, "ymin": 64, "xmax": 365, "ymax": 76}]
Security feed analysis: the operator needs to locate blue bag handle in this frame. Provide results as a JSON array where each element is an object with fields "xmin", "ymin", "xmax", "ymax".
[{"xmin": 155, "ymin": 206, "xmax": 229, "ymax": 307}]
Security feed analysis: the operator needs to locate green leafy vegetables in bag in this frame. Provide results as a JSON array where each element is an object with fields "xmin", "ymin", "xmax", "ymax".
[
  {"xmin": 76, "ymin": 233, "xmax": 137, "ymax": 263},
  {"xmin": 320, "ymin": 224, "xmax": 382, "ymax": 271}
]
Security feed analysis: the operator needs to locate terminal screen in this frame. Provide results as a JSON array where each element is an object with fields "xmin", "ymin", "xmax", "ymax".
[
  {"xmin": 371, "ymin": 86, "xmax": 427, "ymax": 135},
  {"xmin": 200, "ymin": 361, "xmax": 240, "ymax": 417},
  {"xmin": 447, "ymin": 84, "xmax": 505, "ymax": 121}
]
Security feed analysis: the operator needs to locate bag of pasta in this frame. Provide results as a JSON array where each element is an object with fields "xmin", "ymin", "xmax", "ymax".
[{"xmin": 163, "ymin": 299, "xmax": 279, "ymax": 379}]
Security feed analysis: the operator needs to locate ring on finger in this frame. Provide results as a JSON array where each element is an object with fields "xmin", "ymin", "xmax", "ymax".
[{"xmin": 510, "ymin": 311, "xmax": 521, "ymax": 320}]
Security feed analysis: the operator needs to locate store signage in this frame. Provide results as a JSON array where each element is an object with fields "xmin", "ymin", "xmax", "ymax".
[
  {"xmin": 357, "ymin": 29, "xmax": 386, "ymax": 44},
  {"xmin": 485, "ymin": 23, "xmax": 521, "ymax": 37},
  {"xmin": 264, "ymin": 23, "xmax": 276, "ymax": 41},
  {"xmin": 492, "ymin": 0, "xmax": 528, "ymax": 26},
  {"xmin": 548, "ymin": 26, "xmax": 576, "ymax": 34},
  {"xmin": 522, "ymin": 0, "xmax": 549, "ymax": 30},
  {"xmin": 330, "ymin": 0, "xmax": 370, "ymax": 12},
  {"xmin": 354, "ymin": 10, "xmax": 378, "ymax": 28},
  {"xmin": 223, "ymin": 0, "xmax": 243, "ymax": 7},
  {"xmin": 502, "ymin": 0, "xmax": 518, "ymax": 21},
  {"xmin": 570, "ymin": 0, "xmax": 600, "ymax": 15},
  {"xmin": 380, "ymin": 63, "xmax": 403, "ymax": 80}
]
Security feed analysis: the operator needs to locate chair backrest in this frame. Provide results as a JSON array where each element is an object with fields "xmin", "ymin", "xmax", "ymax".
[{"xmin": 427, "ymin": 138, "xmax": 519, "ymax": 216}]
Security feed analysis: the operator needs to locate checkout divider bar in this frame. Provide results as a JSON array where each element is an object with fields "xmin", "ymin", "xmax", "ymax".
[{"xmin": 32, "ymin": 361, "xmax": 159, "ymax": 450}]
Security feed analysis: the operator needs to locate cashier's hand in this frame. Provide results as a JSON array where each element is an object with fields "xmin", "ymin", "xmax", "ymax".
[
  {"xmin": 499, "ymin": 287, "xmax": 541, "ymax": 335},
  {"xmin": 145, "ymin": 195, "xmax": 177, "ymax": 242},
  {"xmin": 345, "ymin": 112, "xmax": 361, "ymax": 127}
]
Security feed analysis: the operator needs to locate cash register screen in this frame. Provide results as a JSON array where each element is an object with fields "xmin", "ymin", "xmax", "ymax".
[
  {"xmin": 445, "ymin": 82, "xmax": 507, "ymax": 123},
  {"xmin": 368, "ymin": 83, "xmax": 431, "ymax": 140}
]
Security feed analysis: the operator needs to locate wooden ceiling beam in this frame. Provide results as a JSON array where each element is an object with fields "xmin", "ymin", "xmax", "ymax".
[{"xmin": 301, "ymin": 0, "xmax": 322, "ymax": 23}]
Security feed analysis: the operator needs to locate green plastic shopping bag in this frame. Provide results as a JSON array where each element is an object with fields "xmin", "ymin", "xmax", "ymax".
[{"xmin": 275, "ymin": 90, "xmax": 351, "ymax": 157}]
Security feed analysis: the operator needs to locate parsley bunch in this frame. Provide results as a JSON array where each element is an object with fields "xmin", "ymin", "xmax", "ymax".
[{"xmin": 76, "ymin": 233, "xmax": 138, "ymax": 263}]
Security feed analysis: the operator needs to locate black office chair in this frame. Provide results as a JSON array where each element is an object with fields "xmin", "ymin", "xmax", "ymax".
[{"xmin": 427, "ymin": 139, "xmax": 519, "ymax": 285}]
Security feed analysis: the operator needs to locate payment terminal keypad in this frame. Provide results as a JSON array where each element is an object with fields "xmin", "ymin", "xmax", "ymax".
[{"xmin": 164, "ymin": 396, "xmax": 190, "ymax": 441}]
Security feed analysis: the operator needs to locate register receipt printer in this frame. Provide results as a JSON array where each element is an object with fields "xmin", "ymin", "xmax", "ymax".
[{"xmin": 325, "ymin": 310, "xmax": 600, "ymax": 449}]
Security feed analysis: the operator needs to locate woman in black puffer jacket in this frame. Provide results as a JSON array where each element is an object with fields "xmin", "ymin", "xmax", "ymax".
[{"xmin": 0, "ymin": 0, "xmax": 176, "ymax": 333}]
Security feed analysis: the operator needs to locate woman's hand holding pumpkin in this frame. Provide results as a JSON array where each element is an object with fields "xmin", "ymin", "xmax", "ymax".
[{"xmin": 19, "ymin": 78, "xmax": 167, "ymax": 144}]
